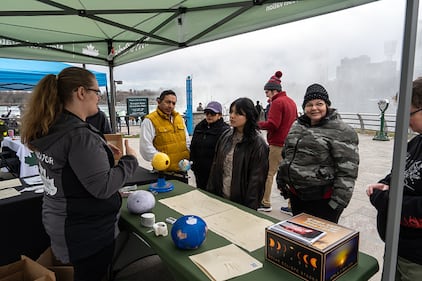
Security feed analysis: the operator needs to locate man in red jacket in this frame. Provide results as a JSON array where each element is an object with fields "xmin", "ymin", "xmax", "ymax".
[{"xmin": 257, "ymin": 71, "xmax": 297, "ymax": 212}]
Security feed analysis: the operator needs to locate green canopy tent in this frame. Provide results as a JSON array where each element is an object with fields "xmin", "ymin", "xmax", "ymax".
[
  {"xmin": 0, "ymin": 0, "xmax": 379, "ymax": 131},
  {"xmin": 2, "ymin": 1, "xmax": 418, "ymax": 280}
]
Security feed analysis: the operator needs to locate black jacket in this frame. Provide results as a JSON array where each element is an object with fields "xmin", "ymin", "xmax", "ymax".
[
  {"xmin": 370, "ymin": 134, "xmax": 422, "ymax": 265},
  {"xmin": 86, "ymin": 109, "xmax": 112, "ymax": 134},
  {"xmin": 206, "ymin": 128, "xmax": 269, "ymax": 210},
  {"xmin": 30, "ymin": 111, "xmax": 138, "ymax": 263},
  {"xmin": 190, "ymin": 118, "xmax": 230, "ymax": 189}
]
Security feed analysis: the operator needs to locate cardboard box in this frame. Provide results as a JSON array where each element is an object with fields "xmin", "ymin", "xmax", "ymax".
[
  {"xmin": 0, "ymin": 256, "xmax": 55, "ymax": 281},
  {"xmin": 36, "ymin": 248, "xmax": 73, "ymax": 281},
  {"xmin": 265, "ymin": 213, "xmax": 359, "ymax": 281}
]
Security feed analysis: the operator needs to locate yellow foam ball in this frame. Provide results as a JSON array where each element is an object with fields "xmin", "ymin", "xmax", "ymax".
[{"xmin": 151, "ymin": 152, "xmax": 170, "ymax": 171}]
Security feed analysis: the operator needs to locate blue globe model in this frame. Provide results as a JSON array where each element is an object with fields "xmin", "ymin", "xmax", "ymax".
[{"xmin": 171, "ymin": 215, "xmax": 208, "ymax": 249}]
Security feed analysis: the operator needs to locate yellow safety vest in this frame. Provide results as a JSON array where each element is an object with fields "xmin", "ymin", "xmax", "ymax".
[{"xmin": 146, "ymin": 108, "xmax": 190, "ymax": 171}]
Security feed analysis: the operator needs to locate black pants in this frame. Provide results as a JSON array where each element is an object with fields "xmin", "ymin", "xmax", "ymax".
[
  {"xmin": 72, "ymin": 241, "xmax": 115, "ymax": 281},
  {"xmin": 290, "ymin": 196, "xmax": 343, "ymax": 223}
]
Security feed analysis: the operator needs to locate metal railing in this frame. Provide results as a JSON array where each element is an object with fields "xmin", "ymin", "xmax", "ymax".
[
  {"xmin": 338, "ymin": 112, "xmax": 396, "ymax": 133},
  {"xmin": 1, "ymin": 112, "xmax": 415, "ymax": 137},
  {"xmin": 219, "ymin": 111, "xmax": 400, "ymax": 134},
  {"xmin": 338, "ymin": 112, "xmax": 418, "ymax": 137}
]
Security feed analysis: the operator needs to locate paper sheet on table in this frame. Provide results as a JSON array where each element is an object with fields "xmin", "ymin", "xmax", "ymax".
[
  {"xmin": 0, "ymin": 178, "xmax": 21, "ymax": 190},
  {"xmin": 22, "ymin": 175, "xmax": 43, "ymax": 185},
  {"xmin": 205, "ymin": 208, "xmax": 274, "ymax": 252},
  {"xmin": 0, "ymin": 187, "xmax": 20, "ymax": 199},
  {"xmin": 159, "ymin": 190, "xmax": 234, "ymax": 217},
  {"xmin": 159, "ymin": 190, "xmax": 274, "ymax": 252},
  {"xmin": 189, "ymin": 244, "xmax": 262, "ymax": 281}
]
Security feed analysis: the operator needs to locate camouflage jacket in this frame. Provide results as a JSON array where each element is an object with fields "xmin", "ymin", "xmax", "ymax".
[{"xmin": 276, "ymin": 109, "xmax": 359, "ymax": 209}]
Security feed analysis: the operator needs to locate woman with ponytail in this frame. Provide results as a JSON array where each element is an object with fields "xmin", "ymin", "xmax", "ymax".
[{"xmin": 21, "ymin": 67, "xmax": 139, "ymax": 281}]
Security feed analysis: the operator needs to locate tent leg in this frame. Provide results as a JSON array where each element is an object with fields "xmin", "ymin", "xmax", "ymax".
[
  {"xmin": 108, "ymin": 64, "xmax": 117, "ymax": 133},
  {"xmin": 382, "ymin": 1, "xmax": 419, "ymax": 280}
]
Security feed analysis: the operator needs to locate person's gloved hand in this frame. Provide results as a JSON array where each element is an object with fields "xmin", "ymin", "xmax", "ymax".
[
  {"xmin": 278, "ymin": 184, "xmax": 291, "ymax": 199},
  {"xmin": 178, "ymin": 159, "xmax": 192, "ymax": 171}
]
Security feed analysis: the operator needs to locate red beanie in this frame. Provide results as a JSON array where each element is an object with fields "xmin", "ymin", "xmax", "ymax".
[{"xmin": 264, "ymin": 71, "xmax": 282, "ymax": 91}]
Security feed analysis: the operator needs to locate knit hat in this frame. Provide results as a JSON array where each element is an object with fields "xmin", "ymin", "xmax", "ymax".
[
  {"xmin": 204, "ymin": 101, "xmax": 222, "ymax": 114},
  {"xmin": 264, "ymin": 71, "xmax": 282, "ymax": 91},
  {"xmin": 302, "ymin": 83, "xmax": 331, "ymax": 109}
]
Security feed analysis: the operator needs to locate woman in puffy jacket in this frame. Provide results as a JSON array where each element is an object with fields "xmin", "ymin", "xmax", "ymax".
[{"xmin": 277, "ymin": 84, "xmax": 359, "ymax": 223}]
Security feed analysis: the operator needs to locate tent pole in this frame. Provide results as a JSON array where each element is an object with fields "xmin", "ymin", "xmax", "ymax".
[
  {"xmin": 382, "ymin": 1, "xmax": 419, "ymax": 280},
  {"xmin": 108, "ymin": 64, "xmax": 117, "ymax": 133},
  {"xmin": 105, "ymin": 84, "xmax": 111, "ymax": 127}
]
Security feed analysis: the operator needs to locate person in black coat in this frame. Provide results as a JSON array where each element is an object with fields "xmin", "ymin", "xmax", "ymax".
[
  {"xmin": 86, "ymin": 107, "xmax": 112, "ymax": 134},
  {"xmin": 207, "ymin": 98, "xmax": 269, "ymax": 210},
  {"xmin": 366, "ymin": 77, "xmax": 422, "ymax": 280},
  {"xmin": 190, "ymin": 101, "xmax": 230, "ymax": 189}
]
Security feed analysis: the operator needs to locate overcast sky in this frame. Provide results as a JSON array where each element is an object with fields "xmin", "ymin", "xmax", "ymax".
[{"xmin": 89, "ymin": 0, "xmax": 416, "ymax": 113}]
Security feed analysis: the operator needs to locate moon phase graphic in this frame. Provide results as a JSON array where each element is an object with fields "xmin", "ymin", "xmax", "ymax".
[
  {"xmin": 310, "ymin": 257, "xmax": 318, "ymax": 268},
  {"xmin": 303, "ymin": 254, "xmax": 309, "ymax": 264},
  {"xmin": 269, "ymin": 238, "xmax": 275, "ymax": 248}
]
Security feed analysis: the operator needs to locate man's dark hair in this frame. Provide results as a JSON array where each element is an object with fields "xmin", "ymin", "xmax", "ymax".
[
  {"xmin": 158, "ymin": 90, "xmax": 176, "ymax": 101},
  {"xmin": 412, "ymin": 77, "xmax": 422, "ymax": 108}
]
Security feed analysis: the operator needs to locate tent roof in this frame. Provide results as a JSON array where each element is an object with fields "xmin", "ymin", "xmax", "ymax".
[
  {"xmin": 0, "ymin": 0, "xmax": 378, "ymax": 67},
  {"xmin": 0, "ymin": 58, "xmax": 108, "ymax": 90}
]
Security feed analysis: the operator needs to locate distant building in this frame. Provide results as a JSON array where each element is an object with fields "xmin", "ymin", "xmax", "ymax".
[
  {"xmin": 414, "ymin": 19, "xmax": 422, "ymax": 78},
  {"xmin": 333, "ymin": 55, "xmax": 398, "ymax": 114}
]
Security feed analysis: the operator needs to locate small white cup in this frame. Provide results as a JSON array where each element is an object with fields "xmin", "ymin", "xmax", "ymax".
[{"xmin": 140, "ymin": 213, "xmax": 155, "ymax": 227}]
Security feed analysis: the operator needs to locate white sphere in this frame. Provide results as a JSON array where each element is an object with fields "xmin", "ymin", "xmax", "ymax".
[{"xmin": 127, "ymin": 190, "xmax": 156, "ymax": 214}]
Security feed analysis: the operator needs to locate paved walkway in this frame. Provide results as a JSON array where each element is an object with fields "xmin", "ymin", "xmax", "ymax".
[{"xmin": 126, "ymin": 126, "xmax": 393, "ymax": 281}]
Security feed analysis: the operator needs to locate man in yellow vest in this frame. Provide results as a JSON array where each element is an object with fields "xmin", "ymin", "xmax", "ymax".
[{"xmin": 139, "ymin": 90, "xmax": 190, "ymax": 183}]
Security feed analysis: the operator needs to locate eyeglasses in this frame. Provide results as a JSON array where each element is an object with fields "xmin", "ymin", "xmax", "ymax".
[
  {"xmin": 86, "ymin": 88, "xmax": 102, "ymax": 96},
  {"xmin": 410, "ymin": 108, "xmax": 422, "ymax": 116}
]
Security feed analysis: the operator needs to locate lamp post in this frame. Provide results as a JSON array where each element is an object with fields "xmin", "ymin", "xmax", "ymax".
[{"xmin": 373, "ymin": 99, "xmax": 390, "ymax": 141}]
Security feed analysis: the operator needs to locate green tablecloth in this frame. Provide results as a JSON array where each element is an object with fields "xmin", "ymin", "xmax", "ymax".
[{"xmin": 119, "ymin": 180, "xmax": 379, "ymax": 281}]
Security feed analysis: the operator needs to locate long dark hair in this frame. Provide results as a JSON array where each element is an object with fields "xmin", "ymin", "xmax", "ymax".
[{"xmin": 229, "ymin": 97, "xmax": 259, "ymax": 143}]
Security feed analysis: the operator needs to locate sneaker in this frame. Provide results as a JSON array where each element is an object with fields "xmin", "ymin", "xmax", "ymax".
[
  {"xmin": 280, "ymin": 206, "xmax": 292, "ymax": 215},
  {"xmin": 257, "ymin": 205, "xmax": 272, "ymax": 212}
]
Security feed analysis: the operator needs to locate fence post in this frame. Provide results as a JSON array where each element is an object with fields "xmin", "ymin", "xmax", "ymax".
[{"xmin": 357, "ymin": 113, "xmax": 364, "ymax": 132}]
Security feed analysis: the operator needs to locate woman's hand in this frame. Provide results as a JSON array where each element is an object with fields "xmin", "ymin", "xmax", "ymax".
[
  {"xmin": 108, "ymin": 143, "xmax": 123, "ymax": 160},
  {"xmin": 366, "ymin": 183, "xmax": 389, "ymax": 196}
]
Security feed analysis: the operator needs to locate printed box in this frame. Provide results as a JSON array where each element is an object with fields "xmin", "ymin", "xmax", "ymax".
[{"xmin": 265, "ymin": 213, "xmax": 359, "ymax": 281}]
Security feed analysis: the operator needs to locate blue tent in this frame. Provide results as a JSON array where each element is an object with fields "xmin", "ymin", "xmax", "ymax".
[{"xmin": 0, "ymin": 58, "xmax": 107, "ymax": 91}]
